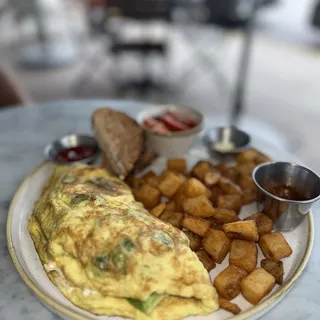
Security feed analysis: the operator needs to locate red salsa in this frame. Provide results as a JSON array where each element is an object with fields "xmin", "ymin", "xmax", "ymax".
[
  {"xmin": 143, "ymin": 111, "xmax": 198, "ymax": 135},
  {"xmin": 56, "ymin": 145, "xmax": 97, "ymax": 163}
]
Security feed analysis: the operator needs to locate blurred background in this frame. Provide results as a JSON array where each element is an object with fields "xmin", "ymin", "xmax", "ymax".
[{"xmin": 1, "ymin": 0, "xmax": 320, "ymax": 169}]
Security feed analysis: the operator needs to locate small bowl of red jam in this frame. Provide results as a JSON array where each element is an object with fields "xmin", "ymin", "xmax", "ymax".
[{"xmin": 45, "ymin": 134, "xmax": 99, "ymax": 164}]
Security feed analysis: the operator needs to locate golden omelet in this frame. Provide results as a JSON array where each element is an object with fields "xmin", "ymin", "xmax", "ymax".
[{"xmin": 28, "ymin": 164, "xmax": 219, "ymax": 319}]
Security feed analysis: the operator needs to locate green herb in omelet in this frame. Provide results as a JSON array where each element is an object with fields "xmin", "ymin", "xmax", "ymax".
[
  {"xmin": 71, "ymin": 194, "xmax": 90, "ymax": 205},
  {"xmin": 95, "ymin": 255, "xmax": 108, "ymax": 270},
  {"xmin": 110, "ymin": 248, "xmax": 126, "ymax": 274},
  {"xmin": 127, "ymin": 293, "xmax": 165, "ymax": 314},
  {"xmin": 120, "ymin": 238, "xmax": 135, "ymax": 252}
]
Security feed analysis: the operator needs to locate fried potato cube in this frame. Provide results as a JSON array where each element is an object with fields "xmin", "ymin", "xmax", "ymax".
[
  {"xmin": 172, "ymin": 184, "xmax": 186, "ymax": 212},
  {"xmin": 159, "ymin": 210, "xmax": 184, "ymax": 229},
  {"xmin": 241, "ymin": 188, "xmax": 257, "ymax": 205},
  {"xmin": 182, "ymin": 216, "xmax": 211, "ymax": 237},
  {"xmin": 214, "ymin": 265, "xmax": 248, "ymax": 300},
  {"xmin": 166, "ymin": 201, "xmax": 176, "ymax": 211},
  {"xmin": 202, "ymin": 229, "xmax": 231, "ymax": 263},
  {"xmin": 219, "ymin": 177, "xmax": 243, "ymax": 195},
  {"xmin": 236, "ymin": 163, "xmax": 256, "ymax": 177},
  {"xmin": 222, "ymin": 167, "xmax": 239, "ymax": 183},
  {"xmin": 150, "ymin": 202, "xmax": 166, "ymax": 218},
  {"xmin": 212, "ymin": 208, "xmax": 239, "ymax": 224},
  {"xmin": 183, "ymin": 231, "xmax": 202, "ymax": 251},
  {"xmin": 126, "ymin": 175, "xmax": 144, "ymax": 189},
  {"xmin": 204, "ymin": 170, "xmax": 221, "ymax": 187},
  {"xmin": 158, "ymin": 171, "xmax": 186, "ymax": 198},
  {"xmin": 134, "ymin": 184, "xmax": 161, "ymax": 209},
  {"xmin": 206, "ymin": 218, "xmax": 224, "ymax": 231},
  {"xmin": 142, "ymin": 171, "xmax": 161, "ymax": 188},
  {"xmin": 167, "ymin": 158, "xmax": 187, "ymax": 173},
  {"xmin": 215, "ymin": 162, "xmax": 228, "ymax": 172},
  {"xmin": 217, "ymin": 194, "xmax": 242, "ymax": 213},
  {"xmin": 258, "ymin": 232, "xmax": 292, "ymax": 260},
  {"xmin": 241, "ymin": 268, "xmax": 275, "ymax": 305},
  {"xmin": 184, "ymin": 178, "xmax": 208, "ymax": 198},
  {"xmin": 196, "ymin": 250, "xmax": 216, "ymax": 272},
  {"xmin": 261, "ymin": 259, "xmax": 284, "ymax": 285},
  {"xmin": 183, "ymin": 195, "xmax": 215, "ymax": 218},
  {"xmin": 236, "ymin": 148, "xmax": 261, "ymax": 164},
  {"xmin": 218, "ymin": 297, "xmax": 241, "ymax": 315},
  {"xmin": 244, "ymin": 212, "xmax": 273, "ymax": 236},
  {"xmin": 238, "ymin": 176, "xmax": 255, "ymax": 189},
  {"xmin": 229, "ymin": 240, "xmax": 257, "ymax": 273},
  {"xmin": 211, "ymin": 187, "xmax": 225, "ymax": 206},
  {"xmin": 192, "ymin": 161, "xmax": 213, "ymax": 181},
  {"xmin": 223, "ymin": 220, "xmax": 259, "ymax": 242}
]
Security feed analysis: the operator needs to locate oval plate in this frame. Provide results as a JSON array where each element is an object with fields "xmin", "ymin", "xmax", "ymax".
[{"xmin": 7, "ymin": 152, "xmax": 314, "ymax": 320}]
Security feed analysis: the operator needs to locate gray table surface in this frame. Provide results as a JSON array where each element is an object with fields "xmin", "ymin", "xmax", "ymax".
[{"xmin": 0, "ymin": 100, "xmax": 319, "ymax": 320}]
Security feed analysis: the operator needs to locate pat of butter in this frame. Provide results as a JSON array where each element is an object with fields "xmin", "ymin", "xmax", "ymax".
[{"xmin": 213, "ymin": 140, "xmax": 235, "ymax": 153}]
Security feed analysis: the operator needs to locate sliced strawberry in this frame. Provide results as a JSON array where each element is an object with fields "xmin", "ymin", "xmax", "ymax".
[{"xmin": 160, "ymin": 114, "xmax": 189, "ymax": 131}]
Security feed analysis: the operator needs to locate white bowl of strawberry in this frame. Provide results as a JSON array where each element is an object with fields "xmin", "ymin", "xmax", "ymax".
[{"xmin": 137, "ymin": 105, "xmax": 203, "ymax": 157}]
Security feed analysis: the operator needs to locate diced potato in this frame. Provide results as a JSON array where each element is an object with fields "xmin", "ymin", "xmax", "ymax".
[
  {"xmin": 183, "ymin": 195, "xmax": 215, "ymax": 218},
  {"xmin": 183, "ymin": 231, "xmax": 202, "ymax": 251},
  {"xmin": 167, "ymin": 158, "xmax": 187, "ymax": 173},
  {"xmin": 211, "ymin": 187, "xmax": 225, "ymax": 206},
  {"xmin": 126, "ymin": 175, "xmax": 144, "ymax": 189},
  {"xmin": 212, "ymin": 208, "xmax": 239, "ymax": 224},
  {"xmin": 184, "ymin": 178, "xmax": 208, "ymax": 198},
  {"xmin": 196, "ymin": 250, "xmax": 216, "ymax": 272},
  {"xmin": 218, "ymin": 297, "xmax": 241, "ymax": 315},
  {"xmin": 236, "ymin": 163, "xmax": 256, "ymax": 177},
  {"xmin": 241, "ymin": 188, "xmax": 257, "ymax": 205},
  {"xmin": 202, "ymin": 229, "xmax": 231, "ymax": 263},
  {"xmin": 238, "ymin": 176, "xmax": 255, "ymax": 189},
  {"xmin": 192, "ymin": 161, "xmax": 213, "ymax": 181},
  {"xmin": 206, "ymin": 218, "xmax": 224, "ymax": 231},
  {"xmin": 236, "ymin": 148, "xmax": 261, "ymax": 164},
  {"xmin": 166, "ymin": 201, "xmax": 176, "ymax": 211},
  {"xmin": 229, "ymin": 240, "xmax": 257, "ymax": 273},
  {"xmin": 255, "ymin": 153, "xmax": 272, "ymax": 164},
  {"xmin": 182, "ymin": 216, "xmax": 211, "ymax": 237},
  {"xmin": 241, "ymin": 268, "xmax": 275, "ymax": 305},
  {"xmin": 159, "ymin": 210, "xmax": 184, "ymax": 229},
  {"xmin": 134, "ymin": 184, "xmax": 161, "ymax": 209},
  {"xmin": 215, "ymin": 162, "xmax": 228, "ymax": 172},
  {"xmin": 261, "ymin": 259, "xmax": 284, "ymax": 285},
  {"xmin": 150, "ymin": 202, "xmax": 166, "ymax": 218},
  {"xmin": 244, "ymin": 212, "xmax": 273, "ymax": 236},
  {"xmin": 214, "ymin": 265, "xmax": 248, "ymax": 300},
  {"xmin": 258, "ymin": 232, "xmax": 292, "ymax": 260},
  {"xmin": 204, "ymin": 170, "xmax": 221, "ymax": 187},
  {"xmin": 158, "ymin": 171, "xmax": 186, "ymax": 198},
  {"xmin": 142, "ymin": 171, "xmax": 161, "ymax": 188},
  {"xmin": 219, "ymin": 177, "xmax": 243, "ymax": 195},
  {"xmin": 222, "ymin": 167, "xmax": 239, "ymax": 183},
  {"xmin": 217, "ymin": 194, "xmax": 242, "ymax": 213},
  {"xmin": 223, "ymin": 220, "xmax": 259, "ymax": 242},
  {"xmin": 172, "ymin": 184, "xmax": 186, "ymax": 212}
]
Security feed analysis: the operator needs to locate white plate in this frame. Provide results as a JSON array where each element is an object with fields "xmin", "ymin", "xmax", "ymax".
[{"xmin": 7, "ymin": 151, "xmax": 314, "ymax": 320}]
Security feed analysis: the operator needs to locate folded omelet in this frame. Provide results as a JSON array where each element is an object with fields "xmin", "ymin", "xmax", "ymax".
[{"xmin": 28, "ymin": 164, "xmax": 219, "ymax": 319}]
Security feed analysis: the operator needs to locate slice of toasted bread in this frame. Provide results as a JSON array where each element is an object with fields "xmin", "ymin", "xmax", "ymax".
[{"xmin": 92, "ymin": 108, "xmax": 144, "ymax": 179}]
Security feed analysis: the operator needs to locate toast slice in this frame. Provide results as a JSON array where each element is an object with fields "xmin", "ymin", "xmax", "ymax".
[{"xmin": 92, "ymin": 108, "xmax": 144, "ymax": 179}]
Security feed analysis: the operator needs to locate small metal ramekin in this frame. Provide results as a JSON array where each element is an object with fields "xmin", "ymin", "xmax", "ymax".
[
  {"xmin": 204, "ymin": 126, "xmax": 251, "ymax": 156},
  {"xmin": 252, "ymin": 161, "xmax": 320, "ymax": 231},
  {"xmin": 44, "ymin": 134, "xmax": 99, "ymax": 164}
]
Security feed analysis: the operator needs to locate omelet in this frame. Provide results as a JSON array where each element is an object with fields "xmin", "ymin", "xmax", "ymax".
[{"xmin": 28, "ymin": 164, "xmax": 219, "ymax": 319}]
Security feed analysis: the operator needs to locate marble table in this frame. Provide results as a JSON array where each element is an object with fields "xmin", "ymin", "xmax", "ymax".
[{"xmin": 0, "ymin": 100, "xmax": 319, "ymax": 320}]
